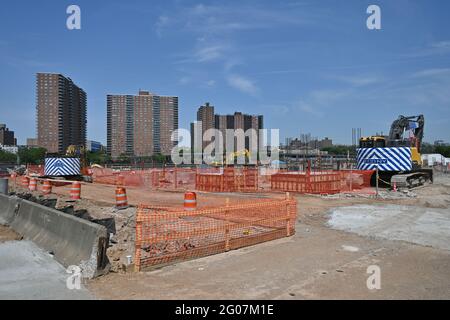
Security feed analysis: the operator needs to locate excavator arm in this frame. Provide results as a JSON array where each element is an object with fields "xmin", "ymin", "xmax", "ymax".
[{"xmin": 387, "ymin": 115, "xmax": 424, "ymax": 152}]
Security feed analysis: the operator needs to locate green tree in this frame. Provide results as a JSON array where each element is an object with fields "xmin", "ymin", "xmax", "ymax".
[
  {"xmin": 86, "ymin": 150, "xmax": 110, "ymax": 165},
  {"xmin": 420, "ymin": 142, "xmax": 435, "ymax": 154},
  {"xmin": 152, "ymin": 153, "xmax": 167, "ymax": 164},
  {"xmin": 435, "ymin": 146, "xmax": 450, "ymax": 158},
  {"xmin": 117, "ymin": 153, "xmax": 131, "ymax": 164},
  {"xmin": 17, "ymin": 147, "xmax": 47, "ymax": 165},
  {"xmin": 321, "ymin": 145, "xmax": 356, "ymax": 156},
  {"xmin": 0, "ymin": 150, "xmax": 17, "ymax": 163}
]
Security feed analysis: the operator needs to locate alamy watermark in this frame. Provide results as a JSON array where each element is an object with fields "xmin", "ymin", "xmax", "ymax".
[
  {"xmin": 66, "ymin": 5, "xmax": 81, "ymax": 30},
  {"xmin": 366, "ymin": 265, "xmax": 381, "ymax": 290},
  {"xmin": 66, "ymin": 265, "xmax": 82, "ymax": 290},
  {"xmin": 171, "ymin": 125, "xmax": 280, "ymax": 166},
  {"xmin": 367, "ymin": 5, "xmax": 381, "ymax": 30}
]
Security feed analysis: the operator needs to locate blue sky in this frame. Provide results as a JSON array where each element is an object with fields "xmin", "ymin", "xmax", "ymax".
[{"xmin": 1, "ymin": 0, "xmax": 450, "ymax": 146}]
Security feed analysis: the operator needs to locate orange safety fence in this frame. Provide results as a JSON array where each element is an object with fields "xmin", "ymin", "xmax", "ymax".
[
  {"xmin": 134, "ymin": 196, "xmax": 297, "ymax": 271},
  {"xmin": 337, "ymin": 170, "xmax": 375, "ymax": 193},
  {"xmin": 26, "ymin": 164, "xmax": 44, "ymax": 176},
  {"xmin": 91, "ymin": 167, "xmax": 197, "ymax": 189},
  {"xmin": 271, "ymin": 169, "xmax": 375, "ymax": 194},
  {"xmin": 196, "ymin": 167, "xmax": 258, "ymax": 192},
  {"xmin": 91, "ymin": 166, "xmax": 375, "ymax": 194}
]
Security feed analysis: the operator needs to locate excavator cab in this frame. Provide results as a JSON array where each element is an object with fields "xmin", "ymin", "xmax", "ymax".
[{"xmin": 359, "ymin": 136, "xmax": 386, "ymax": 148}]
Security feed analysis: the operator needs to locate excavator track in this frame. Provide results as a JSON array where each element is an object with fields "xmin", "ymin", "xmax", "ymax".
[{"xmin": 391, "ymin": 170, "xmax": 433, "ymax": 189}]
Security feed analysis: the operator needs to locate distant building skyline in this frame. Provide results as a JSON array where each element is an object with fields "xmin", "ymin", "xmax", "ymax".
[
  {"xmin": 107, "ymin": 90, "xmax": 178, "ymax": 158},
  {"xmin": 192, "ymin": 104, "xmax": 264, "ymax": 156},
  {"xmin": 36, "ymin": 73, "xmax": 87, "ymax": 153}
]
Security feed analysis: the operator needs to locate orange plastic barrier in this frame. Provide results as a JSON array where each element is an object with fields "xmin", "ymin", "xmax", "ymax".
[
  {"xmin": 271, "ymin": 170, "xmax": 375, "ymax": 194},
  {"xmin": 134, "ymin": 196, "xmax": 297, "ymax": 271},
  {"xmin": 115, "ymin": 187, "xmax": 129, "ymax": 210},
  {"xmin": 70, "ymin": 182, "xmax": 81, "ymax": 200},
  {"xmin": 42, "ymin": 180, "xmax": 52, "ymax": 195},
  {"xmin": 184, "ymin": 192, "xmax": 197, "ymax": 211},
  {"xmin": 28, "ymin": 178, "xmax": 37, "ymax": 191},
  {"xmin": 196, "ymin": 167, "xmax": 258, "ymax": 192},
  {"xmin": 21, "ymin": 176, "xmax": 29, "ymax": 188},
  {"xmin": 27, "ymin": 164, "xmax": 44, "ymax": 176}
]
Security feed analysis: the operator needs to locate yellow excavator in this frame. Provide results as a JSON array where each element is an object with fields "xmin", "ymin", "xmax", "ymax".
[
  {"xmin": 357, "ymin": 115, "xmax": 433, "ymax": 188},
  {"xmin": 227, "ymin": 149, "xmax": 251, "ymax": 165},
  {"xmin": 210, "ymin": 149, "xmax": 252, "ymax": 167}
]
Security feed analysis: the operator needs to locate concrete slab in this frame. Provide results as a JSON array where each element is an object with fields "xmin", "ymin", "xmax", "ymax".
[
  {"xmin": 0, "ymin": 241, "xmax": 92, "ymax": 300},
  {"xmin": 328, "ymin": 204, "xmax": 450, "ymax": 251}
]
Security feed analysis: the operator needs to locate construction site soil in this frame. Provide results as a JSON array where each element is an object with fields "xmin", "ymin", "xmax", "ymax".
[{"xmin": 4, "ymin": 173, "xmax": 450, "ymax": 299}]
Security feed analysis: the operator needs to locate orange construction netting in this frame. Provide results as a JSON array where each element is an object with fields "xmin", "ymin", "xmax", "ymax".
[
  {"xmin": 270, "ymin": 169, "xmax": 375, "ymax": 194},
  {"xmin": 91, "ymin": 167, "xmax": 375, "ymax": 194},
  {"xmin": 195, "ymin": 167, "xmax": 258, "ymax": 192},
  {"xmin": 91, "ymin": 167, "xmax": 196, "ymax": 189},
  {"xmin": 134, "ymin": 196, "xmax": 297, "ymax": 271}
]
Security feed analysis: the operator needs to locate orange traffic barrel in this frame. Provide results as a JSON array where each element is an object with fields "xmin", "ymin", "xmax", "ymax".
[
  {"xmin": 184, "ymin": 192, "xmax": 197, "ymax": 211},
  {"xmin": 22, "ymin": 176, "xmax": 29, "ymax": 188},
  {"xmin": 28, "ymin": 178, "xmax": 37, "ymax": 191},
  {"xmin": 115, "ymin": 187, "xmax": 128, "ymax": 210},
  {"xmin": 70, "ymin": 182, "xmax": 81, "ymax": 200},
  {"xmin": 42, "ymin": 180, "xmax": 52, "ymax": 195}
]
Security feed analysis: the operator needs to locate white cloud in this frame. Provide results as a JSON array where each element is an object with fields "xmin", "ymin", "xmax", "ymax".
[
  {"xmin": 195, "ymin": 45, "xmax": 226, "ymax": 62},
  {"xmin": 206, "ymin": 80, "xmax": 216, "ymax": 87},
  {"xmin": 407, "ymin": 40, "xmax": 450, "ymax": 58},
  {"xmin": 178, "ymin": 76, "xmax": 190, "ymax": 85},
  {"xmin": 227, "ymin": 74, "xmax": 260, "ymax": 96},
  {"xmin": 155, "ymin": 15, "xmax": 170, "ymax": 37},
  {"xmin": 333, "ymin": 75, "xmax": 381, "ymax": 87},
  {"xmin": 411, "ymin": 68, "xmax": 450, "ymax": 78}
]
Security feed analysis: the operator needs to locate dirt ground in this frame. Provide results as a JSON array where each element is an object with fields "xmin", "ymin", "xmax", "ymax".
[
  {"xmin": 9, "ymin": 180, "xmax": 282, "ymax": 272},
  {"xmin": 85, "ymin": 174, "xmax": 450, "ymax": 300},
  {"xmin": 7, "ymin": 173, "xmax": 450, "ymax": 299},
  {"xmin": 0, "ymin": 225, "xmax": 21, "ymax": 243}
]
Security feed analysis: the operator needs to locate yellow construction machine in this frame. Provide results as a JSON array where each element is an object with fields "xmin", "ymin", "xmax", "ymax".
[{"xmin": 357, "ymin": 115, "xmax": 432, "ymax": 188}]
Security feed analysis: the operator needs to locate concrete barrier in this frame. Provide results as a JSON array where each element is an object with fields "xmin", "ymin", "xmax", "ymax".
[
  {"xmin": 0, "ymin": 194, "xmax": 110, "ymax": 278},
  {"xmin": 0, "ymin": 194, "xmax": 21, "ymax": 225}
]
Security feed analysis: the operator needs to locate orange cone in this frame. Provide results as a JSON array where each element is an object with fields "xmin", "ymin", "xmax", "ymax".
[
  {"xmin": 28, "ymin": 178, "xmax": 37, "ymax": 191},
  {"xmin": 42, "ymin": 180, "xmax": 52, "ymax": 195},
  {"xmin": 22, "ymin": 176, "xmax": 29, "ymax": 188},
  {"xmin": 70, "ymin": 182, "xmax": 81, "ymax": 200},
  {"xmin": 184, "ymin": 192, "xmax": 197, "ymax": 211},
  {"xmin": 115, "ymin": 187, "xmax": 129, "ymax": 210}
]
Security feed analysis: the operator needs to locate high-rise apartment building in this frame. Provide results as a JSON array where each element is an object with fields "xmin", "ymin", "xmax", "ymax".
[
  {"xmin": 193, "ymin": 103, "xmax": 264, "ymax": 154},
  {"xmin": 0, "ymin": 124, "xmax": 17, "ymax": 146},
  {"xmin": 107, "ymin": 91, "xmax": 178, "ymax": 159},
  {"xmin": 36, "ymin": 73, "xmax": 87, "ymax": 153},
  {"xmin": 197, "ymin": 102, "xmax": 215, "ymax": 150}
]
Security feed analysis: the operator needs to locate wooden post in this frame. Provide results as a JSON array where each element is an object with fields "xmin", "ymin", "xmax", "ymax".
[
  {"xmin": 134, "ymin": 210, "xmax": 143, "ymax": 272},
  {"xmin": 286, "ymin": 193, "xmax": 291, "ymax": 237},
  {"xmin": 225, "ymin": 198, "xmax": 230, "ymax": 251},
  {"xmin": 376, "ymin": 167, "xmax": 379, "ymax": 198},
  {"xmin": 174, "ymin": 165, "xmax": 178, "ymax": 190},
  {"xmin": 350, "ymin": 165, "xmax": 353, "ymax": 191}
]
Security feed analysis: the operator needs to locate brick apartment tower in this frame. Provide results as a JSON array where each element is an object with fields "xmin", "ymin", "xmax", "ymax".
[
  {"xmin": 36, "ymin": 73, "xmax": 87, "ymax": 153},
  {"xmin": 196, "ymin": 102, "xmax": 215, "ymax": 150},
  {"xmin": 214, "ymin": 112, "xmax": 263, "ymax": 152},
  {"xmin": 192, "ymin": 103, "xmax": 264, "ymax": 157},
  {"xmin": 0, "ymin": 124, "xmax": 17, "ymax": 146},
  {"xmin": 107, "ymin": 91, "xmax": 178, "ymax": 159}
]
